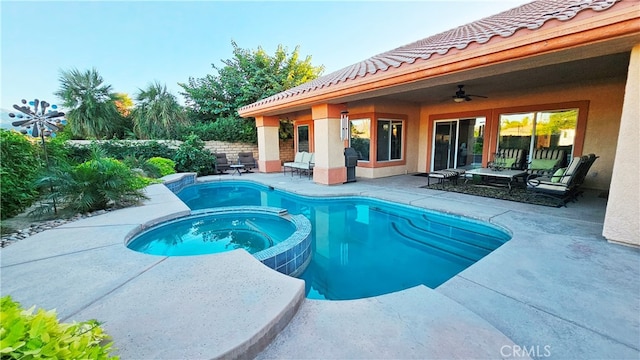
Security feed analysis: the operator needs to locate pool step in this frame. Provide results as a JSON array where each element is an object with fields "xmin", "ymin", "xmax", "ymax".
[
  {"xmin": 391, "ymin": 220, "xmax": 487, "ymax": 263},
  {"xmin": 399, "ymin": 218, "xmax": 493, "ymax": 259},
  {"xmin": 369, "ymin": 205, "xmax": 509, "ymax": 251},
  {"xmin": 416, "ymin": 214, "xmax": 509, "ymax": 249}
]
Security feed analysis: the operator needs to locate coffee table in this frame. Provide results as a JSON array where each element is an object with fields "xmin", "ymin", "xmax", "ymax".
[
  {"xmin": 465, "ymin": 168, "xmax": 527, "ymax": 192},
  {"xmin": 230, "ymin": 164, "xmax": 245, "ymax": 176}
]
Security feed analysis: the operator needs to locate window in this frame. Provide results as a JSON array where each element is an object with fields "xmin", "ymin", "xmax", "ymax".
[
  {"xmin": 349, "ymin": 119, "xmax": 370, "ymax": 161},
  {"xmin": 498, "ymin": 109, "xmax": 577, "ymax": 163},
  {"xmin": 297, "ymin": 125, "xmax": 309, "ymax": 152},
  {"xmin": 376, "ymin": 119, "xmax": 403, "ymax": 161}
]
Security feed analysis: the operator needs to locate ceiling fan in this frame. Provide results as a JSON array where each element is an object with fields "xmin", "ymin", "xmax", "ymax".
[{"xmin": 452, "ymin": 85, "xmax": 487, "ymax": 102}]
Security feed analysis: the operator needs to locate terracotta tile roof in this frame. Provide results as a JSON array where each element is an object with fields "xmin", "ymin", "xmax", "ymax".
[{"xmin": 240, "ymin": 0, "xmax": 620, "ymax": 114}]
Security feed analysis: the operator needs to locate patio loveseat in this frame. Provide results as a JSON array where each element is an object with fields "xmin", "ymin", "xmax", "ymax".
[
  {"xmin": 283, "ymin": 151, "xmax": 315, "ymax": 178},
  {"xmin": 490, "ymin": 148, "xmax": 527, "ymax": 170}
]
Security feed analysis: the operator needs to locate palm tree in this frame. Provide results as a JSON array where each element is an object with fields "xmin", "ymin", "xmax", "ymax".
[
  {"xmin": 55, "ymin": 68, "xmax": 123, "ymax": 139},
  {"xmin": 132, "ymin": 81, "xmax": 189, "ymax": 139}
]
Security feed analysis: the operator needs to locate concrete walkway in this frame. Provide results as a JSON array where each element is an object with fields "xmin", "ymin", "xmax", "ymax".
[{"xmin": 1, "ymin": 173, "xmax": 638, "ymax": 359}]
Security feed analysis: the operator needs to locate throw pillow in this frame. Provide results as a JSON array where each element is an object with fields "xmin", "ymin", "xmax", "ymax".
[
  {"xmin": 495, "ymin": 158, "xmax": 517, "ymax": 169},
  {"xmin": 551, "ymin": 167, "xmax": 566, "ymax": 183},
  {"xmin": 531, "ymin": 159, "xmax": 558, "ymax": 170}
]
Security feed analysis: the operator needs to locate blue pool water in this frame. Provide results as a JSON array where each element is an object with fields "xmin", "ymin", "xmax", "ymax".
[
  {"xmin": 176, "ymin": 181, "xmax": 511, "ymax": 300},
  {"xmin": 128, "ymin": 212, "xmax": 296, "ymax": 256}
]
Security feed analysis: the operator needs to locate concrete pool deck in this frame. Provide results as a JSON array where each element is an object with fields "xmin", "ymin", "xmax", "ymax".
[{"xmin": 1, "ymin": 173, "xmax": 638, "ymax": 359}]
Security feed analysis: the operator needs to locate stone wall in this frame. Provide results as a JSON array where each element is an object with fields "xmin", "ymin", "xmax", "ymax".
[
  {"xmin": 205, "ymin": 139, "xmax": 296, "ymax": 164},
  {"xmin": 203, "ymin": 141, "xmax": 258, "ymax": 163},
  {"xmin": 279, "ymin": 139, "xmax": 295, "ymax": 163}
]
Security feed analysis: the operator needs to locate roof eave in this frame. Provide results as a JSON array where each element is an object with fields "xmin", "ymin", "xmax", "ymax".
[{"xmin": 238, "ymin": 2, "xmax": 640, "ymax": 118}]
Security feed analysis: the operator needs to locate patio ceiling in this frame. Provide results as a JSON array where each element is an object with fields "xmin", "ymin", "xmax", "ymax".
[{"xmin": 346, "ymin": 51, "xmax": 631, "ymax": 106}]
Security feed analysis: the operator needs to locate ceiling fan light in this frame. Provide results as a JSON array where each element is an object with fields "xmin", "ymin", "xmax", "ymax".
[{"xmin": 453, "ymin": 97, "xmax": 465, "ymax": 103}]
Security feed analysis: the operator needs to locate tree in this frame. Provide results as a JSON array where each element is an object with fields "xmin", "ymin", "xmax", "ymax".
[
  {"xmin": 179, "ymin": 41, "xmax": 324, "ymax": 124},
  {"xmin": 132, "ymin": 82, "xmax": 189, "ymax": 139},
  {"xmin": 55, "ymin": 68, "xmax": 124, "ymax": 139},
  {"xmin": 114, "ymin": 92, "xmax": 134, "ymax": 117}
]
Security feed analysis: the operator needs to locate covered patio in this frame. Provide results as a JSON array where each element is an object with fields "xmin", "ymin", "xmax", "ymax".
[{"xmin": 239, "ymin": 0, "xmax": 640, "ymax": 246}]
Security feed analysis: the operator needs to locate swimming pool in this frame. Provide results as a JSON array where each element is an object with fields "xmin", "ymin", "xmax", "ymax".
[{"xmin": 176, "ymin": 181, "xmax": 511, "ymax": 300}]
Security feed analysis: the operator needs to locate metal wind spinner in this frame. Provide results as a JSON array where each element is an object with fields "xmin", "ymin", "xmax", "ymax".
[{"xmin": 9, "ymin": 98, "xmax": 66, "ymax": 137}]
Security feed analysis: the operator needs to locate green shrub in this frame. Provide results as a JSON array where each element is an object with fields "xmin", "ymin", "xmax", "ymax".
[
  {"xmin": 65, "ymin": 140, "xmax": 176, "ymax": 164},
  {"xmin": 145, "ymin": 157, "xmax": 176, "ymax": 177},
  {"xmin": 0, "ymin": 296, "xmax": 118, "ymax": 359},
  {"xmin": 42, "ymin": 137, "xmax": 74, "ymax": 168},
  {"xmin": 176, "ymin": 121, "xmax": 217, "ymax": 141},
  {"xmin": 210, "ymin": 116, "xmax": 257, "ymax": 144},
  {"xmin": 131, "ymin": 174, "xmax": 162, "ymax": 189},
  {"xmin": 36, "ymin": 152, "xmax": 148, "ymax": 214},
  {"xmin": 172, "ymin": 135, "xmax": 216, "ymax": 176},
  {"xmin": 97, "ymin": 140, "xmax": 177, "ymax": 160},
  {"xmin": 122, "ymin": 156, "xmax": 160, "ymax": 178},
  {"xmin": 0, "ymin": 130, "xmax": 42, "ymax": 219}
]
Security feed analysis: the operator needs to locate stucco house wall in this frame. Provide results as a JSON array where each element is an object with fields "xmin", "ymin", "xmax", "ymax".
[
  {"xmin": 338, "ymin": 100, "xmax": 421, "ymax": 179},
  {"xmin": 415, "ymin": 73, "xmax": 627, "ymax": 191}
]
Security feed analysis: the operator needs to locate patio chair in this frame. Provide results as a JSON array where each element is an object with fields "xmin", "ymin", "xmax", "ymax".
[
  {"xmin": 214, "ymin": 153, "xmax": 231, "ymax": 174},
  {"xmin": 526, "ymin": 155, "xmax": 590, "ymax": 206},
  {"xmin": 569, "ymin": 153, "xmax": 598, "ymax": 200},
  {"xmin": 237, "ymin": 152, "xmax": 258, "ymax": 172}
]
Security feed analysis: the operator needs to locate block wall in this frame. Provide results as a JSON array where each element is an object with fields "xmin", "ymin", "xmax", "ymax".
[{"xmin": 205, "ymin": 139, "xmax": 296, "ymax": 164}]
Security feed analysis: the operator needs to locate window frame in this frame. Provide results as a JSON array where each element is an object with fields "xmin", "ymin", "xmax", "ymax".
[
  {"xmin": 349, "ymin": 117, "xmax": 372, "ymax": 162},
  {"xmin": 376, "ymin": 118, "xmax": 404, "ymax": 162},
  {"xmin": 492, "ymin": 101, "xmax": 589, "ymax": 164},
  {"xmin": 347, "ymin": 112, "xmax": 408, "ymax": 168}
]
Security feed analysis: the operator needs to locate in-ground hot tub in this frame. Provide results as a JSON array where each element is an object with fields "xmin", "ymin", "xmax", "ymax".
[{"xmin": 126, "ymin": 206, "xmax": 312, "ymax": 277}]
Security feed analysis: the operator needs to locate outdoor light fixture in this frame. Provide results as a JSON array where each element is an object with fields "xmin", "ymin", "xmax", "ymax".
[
  {"xmin": 452, "ymin": 85, "xmax": 487, "ymax": 102},
  {"xmin": 340, "ymin": 110, "xmax": 349, "ymax": 141}
]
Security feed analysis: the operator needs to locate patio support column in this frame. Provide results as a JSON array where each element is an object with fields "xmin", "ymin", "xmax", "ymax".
[
  {"xmin": 255, "ymin": 116, "xmax": 282, "ymax": 173},
  {"xmin": 603, "ymin": 44, "xmax": 640, "ymax": 247},
  {"xmin": 312, "ymin": 104, "xmax": 346, "ymax": 185}
]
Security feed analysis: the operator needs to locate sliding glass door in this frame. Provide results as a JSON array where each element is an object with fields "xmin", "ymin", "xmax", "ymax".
[{"xmin": 432, "ymin": 118, "xmax": 485, "ymax": 171}]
